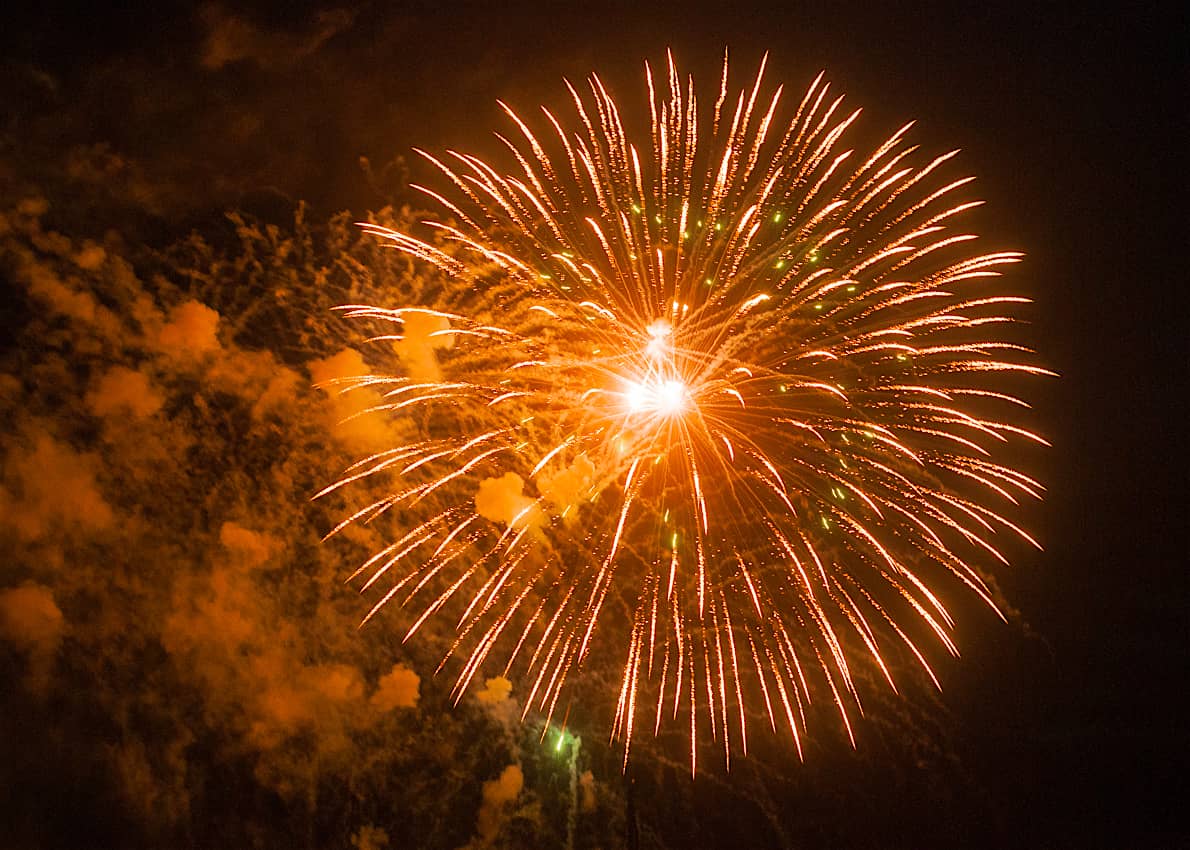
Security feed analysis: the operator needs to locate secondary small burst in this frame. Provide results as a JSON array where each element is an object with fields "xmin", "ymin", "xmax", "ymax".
[{"xmin": 320, "ymin": 51, "xmax": 1051, "ymax": 773}]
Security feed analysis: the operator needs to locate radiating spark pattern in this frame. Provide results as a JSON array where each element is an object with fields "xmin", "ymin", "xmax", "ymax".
[{"xmin": 321, "ymin": 53, "xmax": 1050, "ymax": 772}]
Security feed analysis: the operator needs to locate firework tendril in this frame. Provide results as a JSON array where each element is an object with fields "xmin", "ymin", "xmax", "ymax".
[{"xmin": 320, "ymin": 52, "xmax": 1050, "ymax": 773}]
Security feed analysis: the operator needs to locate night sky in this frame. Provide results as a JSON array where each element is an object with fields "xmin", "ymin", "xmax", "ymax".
[{"xmin": 1, "ymin": 3, "xmax": 1184, "ymax": 849}]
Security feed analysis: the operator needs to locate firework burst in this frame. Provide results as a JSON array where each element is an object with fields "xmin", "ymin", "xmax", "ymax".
[{"xmin": 320, "ymin": 52, "xmax": 1050, "ymax": 772}]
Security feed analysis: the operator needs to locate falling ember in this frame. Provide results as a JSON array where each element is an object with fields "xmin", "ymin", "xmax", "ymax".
[{"xmin": 320, "ymin": 50, "xmax": 1051, "ymax": 773}]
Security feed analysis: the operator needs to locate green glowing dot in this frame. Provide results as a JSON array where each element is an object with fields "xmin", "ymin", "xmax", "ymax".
[
  {"xmin": 821, "ymin": 516, "xmax": 831, "ymax": 530},
  {"xmin": 814, "ymin": 303, "xmax": 824, "ymax": 310},
  {"xmin": 775, "ymin": 260, "xmax": 786, "ymax": 270},
  {"xmin": 654, "ymin": 215, "xmax": 663, "ymax": 224},
  {"xmin": 772, "ymin": 211, "xmax": 783, "ymax": 223},
  {"xmin": 846, "ymin": 285, "xmax": 856, "ymax": 292},
  {"xmin": 705, "ymin": 277, "xmax": 715, "ymax": 286},
  {"xmin": 671, "ymin": 532, "xmax": 679, "ymax": 548},
  {"xmin": 715, "ymin": 222, "xmax": 723, "ymax": 231},
  {"xmin": 632, "ymin": 204, "xmax": 641, "ymax": 214},
  {"xmin": 779, "ymin": 384, "xmax": 787, "ymax": 393}
]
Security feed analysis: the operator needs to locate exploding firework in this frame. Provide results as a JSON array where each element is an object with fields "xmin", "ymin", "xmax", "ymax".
[{"xmin": 320, "ymin": 52, "xmax": 1049, "ymax": 772}]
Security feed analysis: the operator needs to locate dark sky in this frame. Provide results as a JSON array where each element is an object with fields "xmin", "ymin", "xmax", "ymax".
[{"xmin": 1, "ymin": 2, "xmax": 1184, "ymax": 848}]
